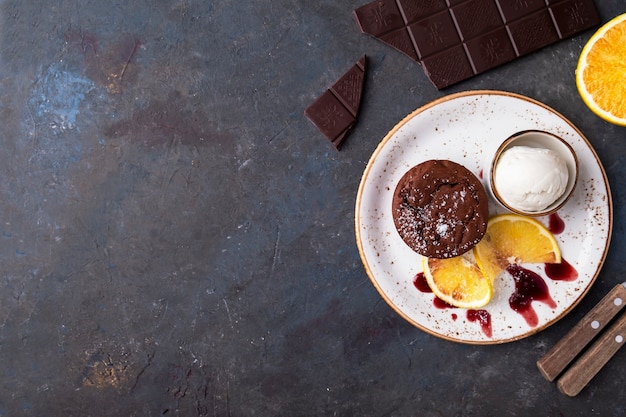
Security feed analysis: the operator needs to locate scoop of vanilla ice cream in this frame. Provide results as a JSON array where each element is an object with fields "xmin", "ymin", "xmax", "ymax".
[{"xmin": 494, "ymin": 145, "xmax": 569, "ymax": 212}]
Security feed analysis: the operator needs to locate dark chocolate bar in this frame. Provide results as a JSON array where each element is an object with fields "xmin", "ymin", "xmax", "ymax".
[
  {"xmin": 354, "ymin": 0, "xmax": 599, "ymax": 89},
  {"xmin": 305, "ymin": 56, "xmax": 367, "ymax": 150}
]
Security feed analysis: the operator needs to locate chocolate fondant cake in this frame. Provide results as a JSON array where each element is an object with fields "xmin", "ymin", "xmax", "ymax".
[{"xmin": 392, "ymin": 160, "xmax": 488, "ymax": 258}]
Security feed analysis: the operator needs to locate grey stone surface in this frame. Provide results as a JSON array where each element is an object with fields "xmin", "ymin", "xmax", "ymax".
[{"xmin": 0, "ymin": 1, "xmax": 624, "ymax": 416}]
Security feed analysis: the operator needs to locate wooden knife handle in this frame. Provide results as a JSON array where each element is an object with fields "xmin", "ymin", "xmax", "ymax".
[
  {"xmin": 556, "ymin": 311, "xmax": 626, "ymax": 396},
  {"xmin": 537, "ymin": 283, "xmax": 626, "ymax": 381}
]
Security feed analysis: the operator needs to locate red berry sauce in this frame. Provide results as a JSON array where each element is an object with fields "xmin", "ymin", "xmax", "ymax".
[
  {"xmin": 507, "ymin": 264, "xmax": 556, "ymax": 327},
  {"xmin": 466, "ymin": 309, "xmax": 492, "ymax": 338}
]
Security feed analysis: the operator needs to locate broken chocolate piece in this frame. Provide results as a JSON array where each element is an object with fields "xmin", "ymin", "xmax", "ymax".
[
  {"xmin": 353, "ymin": 0, "xmax": 599, "ymax": 89},
  {"xmin": 305, "ymin": 56, "xmax": 367, "ymax": 150}
]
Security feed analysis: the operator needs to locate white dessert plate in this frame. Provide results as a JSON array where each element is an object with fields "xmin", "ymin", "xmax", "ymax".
[{"xmin": 355, "ymin": 90, "xmax": 612, "ymax": 344}]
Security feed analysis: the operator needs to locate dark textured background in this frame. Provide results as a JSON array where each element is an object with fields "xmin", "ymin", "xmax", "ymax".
[{"xmin": 0, "ymin": 1, "xmax": 624, "ymax": 416}]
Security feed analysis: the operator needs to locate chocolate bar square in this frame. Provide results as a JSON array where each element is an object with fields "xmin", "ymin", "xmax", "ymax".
[
  {"xmin": 508, "ymin": 9, "xmax": 560, "ymax": 56},
  {"xmin": 396, "ymin": 0, "xmax": 448, "ymax": 23},
  {"xmin": 353, "ymin": 0, "xmax": 405, "ymax": 38},
  {"xmin": 407, "ymin": 11, "xmax": 460, "ymax": 59},
  {"xmin": 464, "ymin": 27, "xmax": 516, "ymax": 73},
  {"xmin": 496, "ymin": 0, "xmax": 545, "ymax": 23},
  {"xmin": 450, "ymin": 0, "xmax": 503, "ymax": 41},
  {"xmin": 550, "ymin": 0, "xmax": 600, "ymax": 39}
]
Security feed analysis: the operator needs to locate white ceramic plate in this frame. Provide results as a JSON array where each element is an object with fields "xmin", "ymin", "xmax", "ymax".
[{"xmin": 355, "ymin": 90, "xmax": 612, "ymax": 344}]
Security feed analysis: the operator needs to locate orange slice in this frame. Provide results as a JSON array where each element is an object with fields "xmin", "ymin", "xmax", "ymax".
[
  {"xmin": 473, "ymin": 236, "xmax": 507, "ymax": 283},
  {"xmin": 422, "ymin": 253, "xmax": 492, "ymax": 309},
  {"xmin": 473, "ymin": 214, "xmax": 561, "ymax": 282},
  {"xmin": 576, "ymin": 13, "xmax": 626, "ymax": 126}
]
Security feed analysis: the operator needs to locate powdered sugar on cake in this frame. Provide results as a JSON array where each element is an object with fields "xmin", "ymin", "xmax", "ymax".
[{"xmin": 392, "ymin": 160, "xmax": 488, "ymax": 259}]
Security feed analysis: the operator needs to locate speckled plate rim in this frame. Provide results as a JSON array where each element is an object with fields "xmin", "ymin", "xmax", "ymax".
[{"xmin": 355, "ymin": 90, "xmax": 613, "ymax": 345}]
